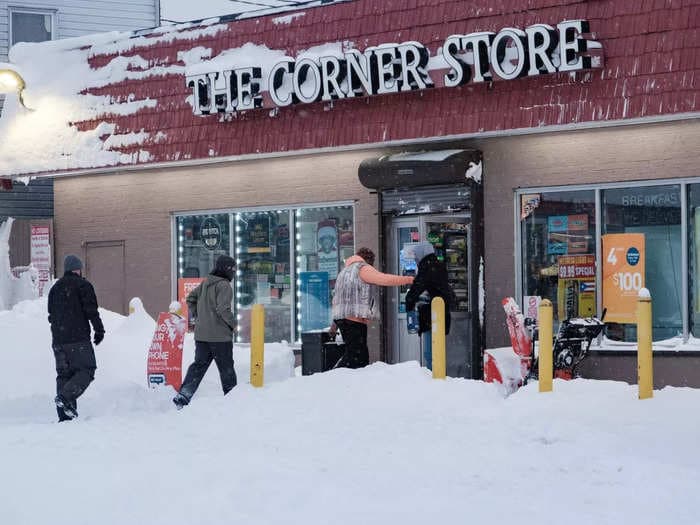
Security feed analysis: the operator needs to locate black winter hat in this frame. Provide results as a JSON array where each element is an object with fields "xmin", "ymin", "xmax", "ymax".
[
  {"xmin": 212, "ymin": 255, "xmax": 236, "ymax": 281},
  {"xmin": 64, "ymin": 254, "xmax": 83, "ymax": 273}
]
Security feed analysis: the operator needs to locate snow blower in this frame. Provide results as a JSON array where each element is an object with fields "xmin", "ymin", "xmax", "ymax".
[{"xmin": 485, "ymin": 297, "xmax": 605, "ymax": 391}]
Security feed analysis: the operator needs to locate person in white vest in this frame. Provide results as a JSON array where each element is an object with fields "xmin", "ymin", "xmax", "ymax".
[{"xmin": 331, "ymin": 247, "xmax": 413, "ymax": 368}]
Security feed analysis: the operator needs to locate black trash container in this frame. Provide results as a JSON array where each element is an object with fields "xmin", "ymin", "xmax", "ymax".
[{"xmin": 301, "ymin": 330, "xmax": 345, "ymax": 375}]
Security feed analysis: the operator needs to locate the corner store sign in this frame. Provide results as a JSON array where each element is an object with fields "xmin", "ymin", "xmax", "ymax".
[{"xmin": 187, "ymin": 19, "xmax": 601, "ymax": 115}]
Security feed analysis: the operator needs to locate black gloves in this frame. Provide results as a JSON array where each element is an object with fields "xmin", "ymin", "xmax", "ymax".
[{"xmin": 94, "ymin": 331, "xmax": 105, "ymax": 346}]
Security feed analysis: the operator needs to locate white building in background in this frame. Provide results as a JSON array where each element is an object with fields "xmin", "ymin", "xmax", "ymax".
[
  {"xmin": 0, "ymin": 0, "xmax": 159, "ymax": 268},
  {"xmin": 1, "ymin": 0, "xmax": 160, "ymax": 112}
]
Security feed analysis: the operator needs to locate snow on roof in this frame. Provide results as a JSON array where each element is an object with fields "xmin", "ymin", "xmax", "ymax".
[
  {"xmin": 0, "ymin": 23, "xmax": 231, "ymax": 176},
  {"xmin": 0, "ymin": 1, "xmax": 354, "ymax": 178}
]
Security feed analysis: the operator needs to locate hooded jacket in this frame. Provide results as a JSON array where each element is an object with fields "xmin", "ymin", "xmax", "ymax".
[
  {"xmin": 187, "ymin": 273, "xmax": 235, "ymax": 342},
  {"xmin": 332, "ymin": 255, "xmax": 413, "ymax": 324},
  {"xmin": 405, "ymin": 253, "xmax": 454, "ymax": 335},
  {"xmin": 48, "ymin": 271, "xmax": 105, "ymax": 346}
]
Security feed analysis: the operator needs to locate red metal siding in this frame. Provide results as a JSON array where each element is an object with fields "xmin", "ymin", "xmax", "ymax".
[{"xmin": 73, "ymin": 0, "xmax": 698, "ymax": 169}]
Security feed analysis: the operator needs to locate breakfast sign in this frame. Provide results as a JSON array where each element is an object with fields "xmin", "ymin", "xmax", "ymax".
[{"xmin": 187, "ymin": 20, "xmax": 602, "ymax": 115}]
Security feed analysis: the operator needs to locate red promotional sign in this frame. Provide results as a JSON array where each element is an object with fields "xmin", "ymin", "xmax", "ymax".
[{"xmin": 146, "ymin": 312, "xmax": 187, "ymax": 390}]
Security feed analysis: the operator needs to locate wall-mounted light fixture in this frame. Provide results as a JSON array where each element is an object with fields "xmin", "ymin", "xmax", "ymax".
[{"xmin": 0, "ymin": 63, "xmax": 32, "ymax": 110}]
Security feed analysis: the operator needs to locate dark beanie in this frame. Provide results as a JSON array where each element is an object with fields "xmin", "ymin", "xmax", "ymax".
[
  {"xmin": 64, "ymin": 254, "xmax": 83, "ymax": 273},
  {"xmin": 212, "ymin": 255, "xmax": 236, "ymax": 281}
]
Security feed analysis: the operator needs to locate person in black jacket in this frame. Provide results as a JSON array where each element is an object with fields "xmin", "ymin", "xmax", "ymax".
[
  {"xmin": 405, "ymin": 242, "xmax": 454, "ymax": 371},
  {"xmin": 47, "ymin": 255, "xmax": 105, "ymax": 421}
]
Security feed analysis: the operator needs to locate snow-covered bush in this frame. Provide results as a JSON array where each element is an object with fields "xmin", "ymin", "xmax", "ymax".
[{"xmin": 0, "ymin": 217, "xmax": 39, "ymax": 311}]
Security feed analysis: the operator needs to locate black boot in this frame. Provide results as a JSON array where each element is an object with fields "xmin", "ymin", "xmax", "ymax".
[
  {"xmin": 172, "ymin": 393, "xmax": 189, "ymax": 410},
  {"xmin": 55, "ymin": 395, "xmax": 78, "ymax": 419}
]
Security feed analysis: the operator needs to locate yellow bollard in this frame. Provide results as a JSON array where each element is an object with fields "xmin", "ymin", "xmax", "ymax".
[
  {"xmin": 431, "ymin": 297, "xmax": 446, "ymax": 379},
  {"xmin": 538, "ymin": 299, "xmax": 553, "ymax": 393},
  {"xmin": 250, "ymin": 304, "xmax": 265, "ymax": 388},
  {"xmin": 637, "ymin": 288, "xmax": 653, "ymax": 400}
]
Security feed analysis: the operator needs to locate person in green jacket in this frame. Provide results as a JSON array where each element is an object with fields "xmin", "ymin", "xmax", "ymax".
[{"xmin": 173, "ymin": 255, "xmax": 237, "ymax": 409}]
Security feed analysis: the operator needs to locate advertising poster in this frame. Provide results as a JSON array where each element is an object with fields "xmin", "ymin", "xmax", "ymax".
[
  {"xmin": 178, "ymin": 277, "xmax": 204, "ymax": 330},
  {"xmin": 602, "ymin": 233, "xmax": 645, "ymax": 323},
  {"xmin": 566, "ymin": 214, "xmax": 589, "ymax": 254},
  {"xmin": 200, "ymin": 217, "xmax": 222, "ymax": 251},
  {"xmin": 299, "ymin": 271, "xmax": 330, "ymax": 331},
  {"xmin": 147, "ymin": 312, "xmax": 187, "ymax": 390},
  {"xmin": 556, "ymin": 254, "xmax": 596, "ymax": 319},
  {"xmin": 547, "ymin": 215, "xmax": 568, "ymax": 254},
  {"xmin": 30, "ymin": 225, "xmax": 51, "ymax": 296},
  {"xmin": 246, "ymin": 215, "xmax": 271, "ymax": 253},
  {"xmin": 317, "ymin": 219, "xmax": 339, "ymax": 280},
  {"xmin": 523, "ymin": 296, "xmax": 541, "ymax": 320},
  {"xmin": 520, "ymin": 194, "xmax": 541, "ymax": 220}
]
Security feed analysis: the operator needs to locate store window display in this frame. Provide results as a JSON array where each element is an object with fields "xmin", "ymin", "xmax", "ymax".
[
  {"xmin": 603, "ymin": 185, "xmax": 681, "ymax": 341},
  {"xmin": 520, "ymin": 191, "xmax": 596, "ymax": 323},
  {"xmin": 688, "ymin": 185, "xmax": 700, "ymax": 336},
  {"xmin": 174, "ymin": 204, "xmax": 355, "ymax": 343},
  {"xmin": 236, "ymin": 210, "xmax": 292, "ymax": 343},
  {"xmin": 296, "ymin": 206, "xmax": 354, "ymax": 334},
  {"xmin": 176, "ymin": 214, "xmax": 231, "ymax": 279}
]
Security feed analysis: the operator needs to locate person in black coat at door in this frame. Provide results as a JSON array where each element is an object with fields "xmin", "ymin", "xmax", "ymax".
[
  {"xmin": 405, "ymin": 242, "xmax": 454, "ymax": 371},
  {"xmin": 47, "ymin": 255, "xmax": 105, "ymax": 421}
]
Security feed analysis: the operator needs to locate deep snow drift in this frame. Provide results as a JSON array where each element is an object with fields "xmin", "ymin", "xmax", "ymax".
[
  {"xmin": 1, "ymin": 299, "xmax": 698, "ymax": 525},
  {"xmin": 0, "ymin": 297, "xmax": 294, "ymax": 423}
]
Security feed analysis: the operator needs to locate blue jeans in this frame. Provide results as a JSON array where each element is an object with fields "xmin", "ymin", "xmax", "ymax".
[{"xmin": 422, "ymin": 331, "xmax": 432, "ymax": 371}]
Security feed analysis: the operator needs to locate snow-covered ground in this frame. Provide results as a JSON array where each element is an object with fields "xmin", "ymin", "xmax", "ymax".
[{"xmin": 1, "ymin": 298, "xmax": 698, "ymax": 524}]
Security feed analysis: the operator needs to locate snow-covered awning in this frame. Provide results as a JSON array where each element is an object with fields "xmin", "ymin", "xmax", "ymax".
[{"xmin": 358, "ymin": 149, "xmax": 483, "ymax": 190}]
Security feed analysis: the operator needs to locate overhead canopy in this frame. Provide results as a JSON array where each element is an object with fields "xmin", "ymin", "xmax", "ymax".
[{"xmin": 358, "ymin": 149, "xmax": 482, "ymax": 190}]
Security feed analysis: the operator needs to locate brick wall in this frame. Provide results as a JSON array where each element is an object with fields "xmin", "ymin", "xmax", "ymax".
[{"xmin": 54, "ymin": 148, "xmax": 386, "ymax": 359}]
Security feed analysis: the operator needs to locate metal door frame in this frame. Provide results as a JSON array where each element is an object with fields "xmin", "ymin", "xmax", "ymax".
[
  {"xmin": 386, "ymin": 216, "xmax": 421, "ymax": 365},
  {"xmin": 385, "ymin": 213, "xmax": 471, "ymax": 366}
]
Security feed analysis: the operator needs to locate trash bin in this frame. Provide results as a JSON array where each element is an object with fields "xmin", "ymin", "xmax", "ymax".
[
  {"xmin": 301, "ymin": 330, "xmax": 332, "ymax": 375},
  {"xmin": 301, "ymin": 330, "xmax": 346, "ymax": 375},
  {"xmin": 322, "ymin": 340, "xmax": 345, "ymax": 371}
]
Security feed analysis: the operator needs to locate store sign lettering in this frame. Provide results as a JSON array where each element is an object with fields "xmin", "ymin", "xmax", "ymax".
[
  {"xmin": 187, "ymin": 19, "xmax": 601, "ymax": 116},
  {"xmin": 621, "ymin": 192, "xmax": 679, "ymax": 207}
]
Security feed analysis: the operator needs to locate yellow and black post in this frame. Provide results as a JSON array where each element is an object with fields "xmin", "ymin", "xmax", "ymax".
[
  {"xmin": 538, "ymin": 299, "xmax": 553, "ymax": 393},
  {"xmin": 431, "ymin": 297, "xmax": 446, "ymax": 379},
  {"xmin": 637, "ymin": 288, "xmax": 653, "ymax": 400},
  {"xmin": 250, "ymin": 304, "xmax": 265, "ymax": 388}
]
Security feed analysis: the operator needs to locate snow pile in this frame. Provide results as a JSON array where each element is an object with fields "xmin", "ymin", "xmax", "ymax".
[
  {"xmin": 0, "ymin": 296, "xmax": 294, "ymax": 423},
  {"xmin": 0, "ymin": 22, "xmax": 238, "ymax": 177},
  {"xmin": 0, "ymin": 218, "xmax": 38, "ymax": 311},
  {"xmin": 0, "ymin": 360, "xmax": 698, "ymax": 524}
]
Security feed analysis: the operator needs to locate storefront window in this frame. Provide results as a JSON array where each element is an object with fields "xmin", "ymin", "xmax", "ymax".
[
  {"xmin": 296, "ymin": 206, "xmax": 354, "ymax": 336},
  {"xmin": 520, "ymin": 191, "xmax": 596, "ymax": 323},
  {"xmin": 175, "ymin": 204, "xmax": 355, "ymax": 343},
  {"xmin": 236, "ymin": 210, "xmax": 292, "ymax": 343},
  {"xmin": 176, "ymin": 214, "xmax": 231, "ymax": 279},
  {"xmin": 603, "ymin": 185, "xmax": 682, "ymax": 341},
  {"xmin": 689, "ymin": 185, "xmax": 700, "ymax": 336}
]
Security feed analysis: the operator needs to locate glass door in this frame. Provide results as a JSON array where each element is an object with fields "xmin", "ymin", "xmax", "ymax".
[
  {"xmin": 387, "ymin": 218, "xmax": 422, "ymax": 364},
  {"xmin": 422, "ymin": 215, "xmax": 473, "ymax": 377}
]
